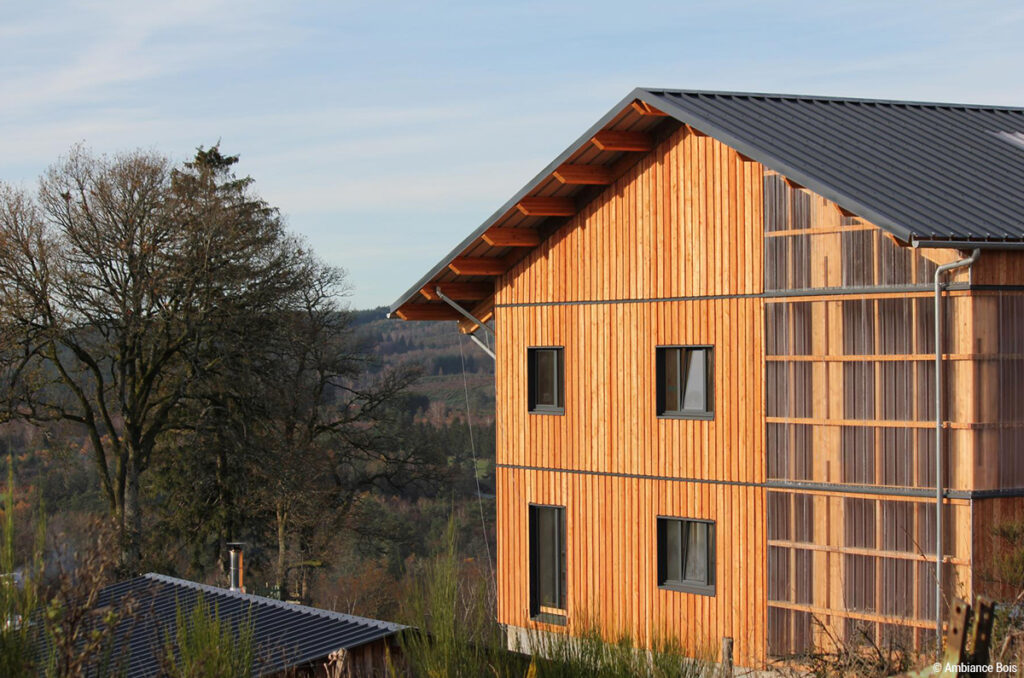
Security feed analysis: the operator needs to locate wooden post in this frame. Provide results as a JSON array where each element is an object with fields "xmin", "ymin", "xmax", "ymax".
[{"xmin": 721, "ymin": 637, "xmax": 734, "ymax": 676}]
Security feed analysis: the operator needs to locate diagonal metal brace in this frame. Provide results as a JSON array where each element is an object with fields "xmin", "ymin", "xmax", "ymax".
[{"xmin": 434, "ymin": 287, "xmax": 494, "ymax": 337}]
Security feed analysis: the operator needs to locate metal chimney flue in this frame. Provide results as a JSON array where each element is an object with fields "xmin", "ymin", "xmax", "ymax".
[{"xmin": 227, "ymin": 542, "xmax": 245, "ymax": 593}]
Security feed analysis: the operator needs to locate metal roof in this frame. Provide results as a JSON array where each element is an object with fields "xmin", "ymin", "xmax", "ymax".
[
  {"xmin": 388, "ymin": 88, "xmax": 1024, "ymax": 316},
  {"xmin": 59, "ymin": 573, "xmax": 405, "ymax": 677},
  {"xmin": 642, "ymin": 88, "xmax": 1024, "ymax": 246}
]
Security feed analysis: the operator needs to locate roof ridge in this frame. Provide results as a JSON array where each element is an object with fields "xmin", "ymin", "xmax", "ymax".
[
  {"xmin": 641, "ymin": 88, "xmax": 1024, "ymax": 112},
  {"xmin": 141, "ymin": 573, "xmax": 405, "ymax": 631}
]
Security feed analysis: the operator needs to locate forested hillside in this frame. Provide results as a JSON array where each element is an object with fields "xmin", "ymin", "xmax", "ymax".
[
  {"xmin": 353, "ymin": 307, "xmax": 495, "ymax": 421},
  {"xmin": 0, "ymin": 310, "xmax": 496, "ymax": 620}
]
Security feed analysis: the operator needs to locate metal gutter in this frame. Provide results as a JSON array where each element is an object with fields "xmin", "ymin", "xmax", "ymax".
[
  {"xmin": 913, "ymin": 239, "xmax": 1024, "ymax": 250},
  {"xmin": 932, "ymin": 248, "xmax": 980, "ymax": 651}
]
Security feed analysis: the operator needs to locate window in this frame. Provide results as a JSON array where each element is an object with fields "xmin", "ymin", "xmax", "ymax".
[
  {"xmin": 657, "ymin": 517, "xmax": 715, "ymax": 595},
  {"xmin": 528, "ymin": 347, "xmax": 564, "ymax": 414},
  {"xmin": 656, "ymin": 346, "xmax": 713, "ymax": 418},
  {"xmin": 529, "ymin": 504, "xmax": 566, "ymax": 623}
]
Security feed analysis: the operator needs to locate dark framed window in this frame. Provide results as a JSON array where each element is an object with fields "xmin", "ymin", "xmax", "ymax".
[
  {"xmin": 529, "ymin": 504, "xmax": 566, "ymax": 624},
  {"xmin": 528, "ymin": 347, "xmax": 564, "ymax": 414},
  {"xmin": 656, "ymin": 346, "xmax": 713, "ymax": 418},
  {"xmin": 657, "ymin": 517, "xmax": 715, "ymax": 596}
]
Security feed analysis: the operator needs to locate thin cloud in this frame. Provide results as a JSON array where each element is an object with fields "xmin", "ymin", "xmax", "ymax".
[{"xmin": 0, "ymin": 0, "xmax": 296, "ymax": 113}]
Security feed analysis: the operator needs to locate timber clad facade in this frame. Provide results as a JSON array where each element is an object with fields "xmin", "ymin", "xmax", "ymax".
[{"xmin": 389, "ymin": 89, "xmax": 1024, "ymax": 669}]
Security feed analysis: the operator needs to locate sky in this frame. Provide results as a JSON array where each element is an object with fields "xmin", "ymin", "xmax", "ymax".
[{"xmin": 2, "ymin": 1, "xmax": 1023, "ymax": 309}]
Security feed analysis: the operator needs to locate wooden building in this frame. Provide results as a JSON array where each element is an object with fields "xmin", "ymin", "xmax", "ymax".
[{"xmin": 388, "ymin": 89, "xmax": 1024, "ymax": 669}]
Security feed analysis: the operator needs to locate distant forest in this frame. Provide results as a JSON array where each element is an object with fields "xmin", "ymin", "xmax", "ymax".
[{"xmin": 1, "ymin": 307, "xmax": 495, "ymax": 622}]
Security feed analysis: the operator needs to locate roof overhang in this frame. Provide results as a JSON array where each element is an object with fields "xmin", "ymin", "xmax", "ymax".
[
  {"xmin": 388, "ymin": 89, "xmax": 681, "ymax": 331},
  {"xmin": 389, "ymin": 88, "xmax": 1024, "ymax": 327}
]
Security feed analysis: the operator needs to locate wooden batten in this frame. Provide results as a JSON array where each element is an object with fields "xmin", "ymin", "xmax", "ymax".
[
  {"xmin": 449, "ymin": 256, "xmax": 511, "ymax": 276},
  {"xmin": 419, "ymin": 281, "xmax": 494, "ymax": 301},
  {"xmin": 832, "ymin": 203, "xmax": 857, "ymax": 218},
  {"xmin": 684, "ymin": 124, "xmax": 708, "ymax": 137},
  {"xmin": 517, "ymin": 197, "xmax": 576, "ymax": 217},
  {"xmin": 883, "ymin": 231, "xmax": 909, "ymax": 247},
  {"xmin": 782, "ymin": 176, "xmax": 804, "ymax": 190},
  {"xmin": 482, "ymin": 227, "xmax": 541, "ymax": 247},
  {"xmin": 917, "ymin": 246, "xmax": 964, "ymax": 268},
  {"xmin": 553, "ymin": 164, "xmax": 613, "ymax": 185},
  {"xmin": 393, "ymin": 305, "xmax": 462, "ymax": 321},
  {"xmin": 631, "ymin": 99, "xmax": 668, "ymax": 116},
  {"xmin": 591, "ymin": 130, "xmax": 654, "ymax": 152},
  {"xmin": 457, "ymin": 296, "xmax": 495, "ymax": 334}
]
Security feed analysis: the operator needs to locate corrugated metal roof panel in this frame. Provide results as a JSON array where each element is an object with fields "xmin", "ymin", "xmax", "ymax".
[
  {"xmin": 642, "ymin": 89, "xmax": 1024, "ymax": 243},
  {"xmin": 46, "ymin": 573, "xmax": 405, "ymax": 678}
]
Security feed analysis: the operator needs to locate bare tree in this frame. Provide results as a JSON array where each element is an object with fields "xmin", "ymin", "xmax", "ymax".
[
  {"xmin": 200, "ymin": 261, "xmax": 436, "ymax": 600},
  {"xmin": 0, "ymin": 146, "xmax": 314, "ymax": 569}
]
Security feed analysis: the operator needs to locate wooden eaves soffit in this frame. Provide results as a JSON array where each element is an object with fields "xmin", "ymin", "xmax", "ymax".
[{"xmin": 390, "ymin": 97, "xmax": 679, "ymax": 334}]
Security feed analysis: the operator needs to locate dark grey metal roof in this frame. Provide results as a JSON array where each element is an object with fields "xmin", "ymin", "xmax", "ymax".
[
  {"xmin": 388, "ymin": 88, "xmax": 1024, "ymax": 315},
  {"xmin": 641, "ymin": 88, "xmax": 1024, "ymax": 246},
  {"xmin": 61, "ymin": 573, "xmax": 405, "ymax": 678}
]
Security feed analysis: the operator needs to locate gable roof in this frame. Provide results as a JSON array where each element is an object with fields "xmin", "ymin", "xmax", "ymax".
[
  {"xmin": 79, "ymin": 573, "xmax": 405, "ymax": 677},
  {"xmin": 389, "ymin": 88, "xmax": 1024, "ymax": 322}
]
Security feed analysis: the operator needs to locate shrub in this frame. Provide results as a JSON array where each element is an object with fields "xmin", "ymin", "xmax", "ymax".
[{"xmin": 161, "ymin": 593, "xmax": 255, "ymax": 678}]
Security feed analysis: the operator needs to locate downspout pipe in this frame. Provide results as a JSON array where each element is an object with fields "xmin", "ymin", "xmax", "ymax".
[{"xmin": 933, "ymin": 248, "xmax": 980, "ymax": 650}]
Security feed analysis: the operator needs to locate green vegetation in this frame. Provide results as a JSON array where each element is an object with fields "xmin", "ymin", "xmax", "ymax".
[
  {"xmin": 525, "ymin": 628, "xmax": 712, "ymax": 678},
  {"xmin": 397, "ymin": 516, "xmax": 521, "ymax": 678},
  {"xmin": 161, "ymin": 594, "xmax": 255, "ymax": 678},
  {"xmin": 395, "ymin": 515, "xmax": 712, "ymax": 678},
  {"xmin": 0, "ymin": 465, "xmax": 40, "ymax": 678},
  {"xmin": 988, "ymin": 520, "xmax": 1024, "ymax": 675}
]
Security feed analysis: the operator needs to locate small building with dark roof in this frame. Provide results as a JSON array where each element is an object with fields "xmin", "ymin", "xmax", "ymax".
[{"xmin": 85, "ymin": 573, "xmax": 405, "ymax": 677}]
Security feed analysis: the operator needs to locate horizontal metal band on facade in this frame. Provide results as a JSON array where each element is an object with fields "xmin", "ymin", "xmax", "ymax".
[
  {"xmin": 766, "ymin": 353, "xmax": 1024, "ymax": 362},
  {"xmin": 491, "ymin": 282, "xmax": 1024, "ymax": 310},
  {"xmin": 767, "ymin": 417, "xmax": 1024, "ymax": 430},
  {"xmin": 497, "ymin": 465, "xmax": 1024, "ymax": 499},
  {"xmin": 768, "ymin": 480, "xmax": 972, "ymax": 500},
  {"xmin": 495, "ymin": 463, "xmax": 762, "ymax": 488}
]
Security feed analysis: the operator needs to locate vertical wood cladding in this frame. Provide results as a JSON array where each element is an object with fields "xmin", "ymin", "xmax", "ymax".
[
  {"xmin": 494, "ymin": 129, "xmax": 766, "ymax": 665},
  {"xmin": 490, "ymin": 125, "xmax": 1024, "ymax": 667},
  {"xmin": 496, "ymin": 127, "xmax": 764, "ymax": 304},
  {"xmin": 497, "ymin": 470, "xmax": 765, "ymax": 664}
]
